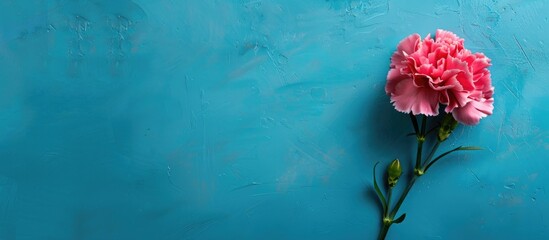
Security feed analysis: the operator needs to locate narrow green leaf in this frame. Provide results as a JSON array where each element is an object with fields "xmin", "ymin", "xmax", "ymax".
[
  {"xmin": 373, "ymin": 162, "xmax": 387, "ymax": 213},
  {"xmin": 406, "ymin": 132, "xmax": 416, "ymax": 136},
  {"xmin": 424, "ymin": 146, "xmax": 483, "ymax": 172},
  {"xmin": 458, "ymin": 146, "xmax": 483, "ymax": 151},
  {"xmin": 392, "ymin": 213, "xmax": 406, "ymax": 224}
]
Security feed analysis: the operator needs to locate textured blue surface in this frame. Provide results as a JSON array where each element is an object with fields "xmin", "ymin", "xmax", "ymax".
[{"xmin": 0, "ymin": 0, "xmax": 548, "ymax": 239}]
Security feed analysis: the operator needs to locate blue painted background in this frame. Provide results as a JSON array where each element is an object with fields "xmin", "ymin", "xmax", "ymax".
[{"xmin": 0, "ymin": 0, "xmax": 548, "ymax": 239}]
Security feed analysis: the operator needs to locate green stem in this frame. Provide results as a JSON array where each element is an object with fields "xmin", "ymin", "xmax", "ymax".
[
  {"xmin": 378, "ymin": 177, "xmax": 419, "ymax": 240},
  {"xmin": 409, "ymin": 113, "xmax": 419, "ymax": 134},
  {"xmin": 379, "ymin": 187, "xmax": 392, "ymax": 240},
  {"xmin": 395, "ymin": 116, "xmax": 425, "ymax": 217},
  {"xmin": 379, "ymin": 115, "xmax": 427, "ymax": 239},
  {"xmin": 414, "ymin": 116, "xmax": 427, "ymax": 170},
  {"xmin": 390, "ymin": 176, "xmax": 418, "ymax": 218},
  {"xmin": 415, "ymin": 140, "xmax": 424, "ymax": 170},
  {"xmin": 420, "ymin": 115, "xmax": 427, "ymax": 135},
  {"xmin": 378, "ymin": 223, "xmax": 390, "ymax": 240},
  {"xmin": 386, "ymin": 188, "xmax": 392, "ymax": 217}
]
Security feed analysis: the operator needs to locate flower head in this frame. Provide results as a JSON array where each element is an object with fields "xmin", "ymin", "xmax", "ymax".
[{"xmin": 386, "ymin": 30, "xmax": 494, "ymax": 125}]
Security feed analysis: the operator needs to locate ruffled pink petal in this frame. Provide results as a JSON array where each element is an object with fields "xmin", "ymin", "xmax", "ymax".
[
  {"xmin": 452, "ymin": 98, "xmax": 494, "ymax": 125},
  {"xmin": 436, "ymin": 29, "xmax": 462, "ymax": 42},
  {"xmin": 399, "ymin": 34, "xmax": 421, "ymax": 53},
  {"xmin": 387, "ymin": 34, "xmax": 422, "ymax": 95},
  {"xmin": 471, "ymin": 55, "xmax": 491, "ymax": 74},
  {"xmin": 445, "ymin": 57, "xmax": 474, "ymax": 91},
  {"xmin": 443, "ymin": 90, "xmax": 470, "ymax": 113},
  {"xmin": 413, "ymin": 74, "xmax": 431, "ymax": 88},
  {"xmin": 390, "ymin": 34, "xmax": 421, "ymax": 69},
  {"xmin": 390, "ymin": 79, "xmax": 439, "ymax": 116},
  {"xmin": 386, "ymin": 68, "xmax": 408, "ymax": 94},
  {"xmin": 473, "ymin": 71, "xmax": 492, "ymax": 92},
  {"xmin": 435, "ymin": 29, "xmax": 464, "ymax": 52}
]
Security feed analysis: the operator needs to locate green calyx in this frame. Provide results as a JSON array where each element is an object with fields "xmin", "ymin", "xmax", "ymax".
[
  {"xmin": 387, "ymin": 159, "xmax": 402, "ymax": 188},
  {"xmin": 438, "ymin": 114, "xmax": 459, "ymax": 142}
]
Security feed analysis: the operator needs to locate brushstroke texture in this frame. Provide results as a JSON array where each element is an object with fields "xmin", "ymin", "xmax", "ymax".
[{"xmin": 0, "ymin": 0, "xmax": 547, "ymax": 239}]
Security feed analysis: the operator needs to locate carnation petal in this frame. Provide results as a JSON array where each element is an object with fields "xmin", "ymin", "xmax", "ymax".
[
  {"xmin": 446, "ymin": 57, "xmax": 475, "ymax": 91},
  {"xmin": 390, "ymin": 34, "xmax": 421, "ymax": 69},
  {"xmin": 452, "ymin": 98, "xmax": 494, "ymax": 125},
  {"xmin": 398, "ymin": 34, "xmax": 421, "ymax": 54},
  {"xmin": 471, "ymin": 55, "xmax": 491, "ymax": 74},
  {"xmin": 444, "ymin": 90, "xmax": 470, "ymax": 112},
  {"xmin": 435, "ymin": 29, "xmax": 464, "ymax": 48},
  {"xmin": 386, "ymin": 68, "xmax": 408, "ymax": 95},
  {"xmin": 390, "ymin": 79, "xmax": 439, "ymax": 116}
]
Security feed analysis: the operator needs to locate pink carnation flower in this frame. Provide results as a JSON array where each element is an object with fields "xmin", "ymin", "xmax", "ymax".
[{"xmin": 386, "ymin": 29, "xmax": 494, "ymax": 125}]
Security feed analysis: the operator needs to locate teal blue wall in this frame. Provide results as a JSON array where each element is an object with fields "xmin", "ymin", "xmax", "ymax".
[{"xmin": 0, "ymin": 0, "xmax": 547, "ymax": 239}]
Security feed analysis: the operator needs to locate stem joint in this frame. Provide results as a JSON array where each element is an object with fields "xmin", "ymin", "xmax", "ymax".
[{"xmin": 414, "ymin": 168, "xmax": 424, "ymax": 176}]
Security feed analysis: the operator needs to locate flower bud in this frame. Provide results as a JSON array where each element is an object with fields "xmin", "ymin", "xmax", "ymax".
[
  {"xmin": 438, "ymin": 114, "xmax": 459, "ymax": 142},
  {"xmin": 387, "ymin": 159, "xmax": 402, "ymax": 188}
]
